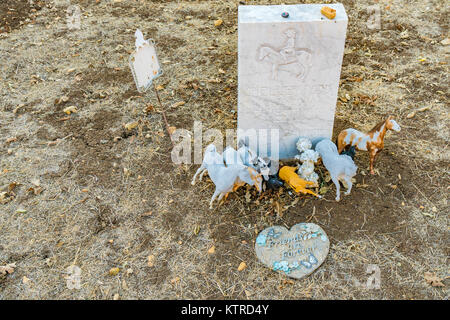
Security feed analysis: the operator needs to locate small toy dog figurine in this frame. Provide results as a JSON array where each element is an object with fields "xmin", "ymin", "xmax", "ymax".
[
  {"xmin": 337, "ymin": 116, "xmax": 400, "ymax": 175},
  {"xmin": 279, "ymin": 166, "xmax": 321, "ymax": 198},
  {"xmin": 237, "ymin": 140, "xmax": 271, "ymax": 179},
  {"xmin": 315, "ymin": 139, "xmax": 357, "ymax": 201}
]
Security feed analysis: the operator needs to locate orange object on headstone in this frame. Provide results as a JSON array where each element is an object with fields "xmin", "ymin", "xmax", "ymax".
[{"xmin": 321, "ymin": 6, "xmax": 336, "ymax": 20}]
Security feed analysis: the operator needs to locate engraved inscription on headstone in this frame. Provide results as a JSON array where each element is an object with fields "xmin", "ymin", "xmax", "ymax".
[
  {"xmin": 255, "ymin": 223, "xmax": 329, "ymax": 279},
  {"xmin": 238, "ymin": 4, "xmax": 348, "ymax": 159}
]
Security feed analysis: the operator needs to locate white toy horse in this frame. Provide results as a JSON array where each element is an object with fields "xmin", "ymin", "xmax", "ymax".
[
  {"xmin": 192, "ymin": 144, "xmax": 262, "ymax": 209},
  {"xmin": 191, "ymin": 144, "xmax": 224, "ymax": 185},
  {"xmin": 315, "ymin": 139, "xmax": 358, "ymax": 201},
  {"xmin": 223, "ymin": 147, "xmax": 263, "ymax": 193}
]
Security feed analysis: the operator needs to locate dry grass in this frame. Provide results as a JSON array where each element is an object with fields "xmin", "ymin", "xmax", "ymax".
[{"xmin": 0, "ymin": 0, "xmax": 448, "ymax": 299}]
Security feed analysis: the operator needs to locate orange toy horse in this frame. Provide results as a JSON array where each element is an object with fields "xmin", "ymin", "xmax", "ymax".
[
  {"xmin": 337, "ymin": 116, "xmax": 401, "ymax": 175},
  {"xmin": 279, "ymin": 166, "xmax": 321, "ymax": 198}
]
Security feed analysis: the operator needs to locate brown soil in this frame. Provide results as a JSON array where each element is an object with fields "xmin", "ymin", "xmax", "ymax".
[{"xmin": 0, "ymin": 0, "xmax": 448, "ymax": 300}]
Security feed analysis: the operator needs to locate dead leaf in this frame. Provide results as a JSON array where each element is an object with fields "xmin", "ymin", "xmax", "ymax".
[
  {"xmin": 22, "ymin": 276, "xmax": 30, "ymax": 284},
  {"xmin": 31, "ymin": 179, "xmax": 40, "ymax": 187},
  {"xmin": 147, "ymin": 255, "xmax": 155, "ymax": 267},
  {"xmin": 6, "ymin": 137, "xmax": 17, "ymax": 144},
  {"xmin": 170, "ymin": 101, "xmax": 185, "ymax": 109},
  {"xmin": 421, "ymin": 211, "xmax": 434, "ymax": 218},
  {"xmin": 418, "ymin": 106, "xmax": 431, "ymax": 112},
  {"xmin": 441, "ymin": 38, "xmax": 450, "ymax": 46},
  {"xmin": 238, "ymin": 262, "xmax": 247, "ymax": 271},
  {"xmin": 143, "ymin": 104, "xmax": 155, "ymax": 113},
  {"xmin": 193, "ymin": 225, "xmax": 201, "ymax": 235},
  {"xmin": 109, "ymin": 267, "xmax": 120, "ymax": 276},
  {"xmin": 0, "ymin": 263, "xmax": 16, "ymax": 275},
  {"xmin": 424, "ymin": 272, "xmax": 445, "ymax": 287},
  {"xmin": 168, "ymin": 126, "xmax": 176, "ymax": 135},
  {"xmin": 274, "ymin": 200, "xmax": 283, "ymax": 217},
  {"xmin": 245, "ymin": 191, "xmax": 251, "ymax": 203},
  {"xmin": 9, "ymin": 182, "xmax": 18, "ymax": 192},
  {"xmin": 63, "ymin": 106, "xmax": 77, "ymax": 114},
  {"xmin": 171, "ymin": 276, "xmax": 180, "ymax": 284},
  {"xmin": 285, "ymin": 197, "xmax": 300, "ymax": 209},
  {"xmin": 0, "ymin": 192, "xmax": 10, "ymax": 204},
  {"xmin": 124, "ymin": 121, "xmax": 138, "ymax": 130},
  {"xmin": 319, "ymin": 186, "xmax": 329, "ymax": 194},
  {"xmin": 207, "ymin": 246, "xmax": 215, "ymax": 254},
  {"xmin": 406, "ymin": 111, "xmax": 416, "ymax": 119}
]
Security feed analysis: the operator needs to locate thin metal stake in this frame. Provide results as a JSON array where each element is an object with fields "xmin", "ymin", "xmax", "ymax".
[{"xmin": 153, "ymin": 83, "xmax": 175, "ymax": 149}]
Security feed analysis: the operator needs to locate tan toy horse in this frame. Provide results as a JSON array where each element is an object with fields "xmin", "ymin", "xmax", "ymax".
[{"xmin": 337, "ymin": 116, "xmax": 401, "ymax": 175}]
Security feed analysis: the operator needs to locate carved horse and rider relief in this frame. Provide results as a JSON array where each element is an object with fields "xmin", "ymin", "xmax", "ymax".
[{"xmin": 258, "ymin": 29, "xmax": 312, "ymax": 80}]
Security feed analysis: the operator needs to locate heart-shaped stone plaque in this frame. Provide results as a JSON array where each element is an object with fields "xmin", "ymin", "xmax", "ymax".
[{"xmin": 255, "ymin": 223, "xmax": 329, "ymax": 279}]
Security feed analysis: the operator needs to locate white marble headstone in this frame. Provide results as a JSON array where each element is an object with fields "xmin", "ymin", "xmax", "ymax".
[{"xmin": 238, "ymin": 4, "xmax": 348, "ymax": 159}]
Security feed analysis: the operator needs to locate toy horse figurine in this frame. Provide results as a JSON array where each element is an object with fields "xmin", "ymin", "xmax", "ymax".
[
  {"xmin": 337, "ymin": 116, "xmax": 401, "ymax": 175},
  {"xmin": 279, "ymin": 166, "xmax": 321, "ymax": 198},
  {"xmin": 316, "ymin": 139, "xmax": 357, "ymax": 202}
]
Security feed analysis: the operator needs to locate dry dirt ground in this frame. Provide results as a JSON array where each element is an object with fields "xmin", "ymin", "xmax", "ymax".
[{"xmin": 0, "ymin": 0, "xmax": 448, "ymax": 300}]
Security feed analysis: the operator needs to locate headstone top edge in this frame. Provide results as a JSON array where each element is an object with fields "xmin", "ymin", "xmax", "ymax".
[{"xmin": 238, "ymin": 3, "xmax": 347, "ymax": 23}]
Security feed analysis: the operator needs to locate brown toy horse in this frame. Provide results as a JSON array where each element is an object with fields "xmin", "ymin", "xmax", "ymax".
[{"xmin": 337, "ymin": 116, "xmax": 401, "ymax": 175}]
